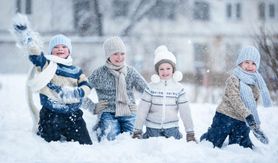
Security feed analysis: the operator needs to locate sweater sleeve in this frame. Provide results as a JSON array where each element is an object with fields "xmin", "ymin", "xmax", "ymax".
[
  {"xmin": 178, "ymin": 89, "xmax": 194, "ymax": 133},
  {"xmin": 78, "ymin": 72, "xmax": 92, "ymax": 98},
  {"xmin": 225, "ymin": 76, "xmax": 251, "ymax": 118},
  {"xmin": 134, "ymin": 87, "xmax": 152, "ymax": 130},
  {"xmin": 131, "ymin": 67, "xmax": 148, "ymax": 93}
]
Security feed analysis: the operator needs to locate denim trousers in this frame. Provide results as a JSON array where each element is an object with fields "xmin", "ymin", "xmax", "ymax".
[
  {"xmin": 200, "ymin": 112, "xmax": 253, "ymax": 149},
  {"xmin": 143, "ymin": 127, "xmax": 183, "ymax": 139},
  {"xmin": 97, "ymin": 112, "xmax": 135, "ymax": 141}
]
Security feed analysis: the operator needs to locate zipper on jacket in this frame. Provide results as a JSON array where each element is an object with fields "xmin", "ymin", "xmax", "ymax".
[{"xmin": 161, "ymin": 80, "xmax": 167, "ymax": 128}]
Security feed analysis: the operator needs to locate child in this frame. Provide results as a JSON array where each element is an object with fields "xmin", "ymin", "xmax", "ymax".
[
  {"xmin": 88, "ymin": 36, "xmax": 147, "ymax": 141},
  {"xmin": 132, "ymin": 45, "xmax": 196, "ymax": 142},
  {"xmin": 200, "ymin": 46, "xmax": 271, "ymax": 149},
  {"xmin": 12, "ymin": 14, "xmax": 92, "ymax": 145}
]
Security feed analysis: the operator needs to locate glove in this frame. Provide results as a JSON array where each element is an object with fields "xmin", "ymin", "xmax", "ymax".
[
  {"xmin": 246, "ymin": 114, "xmax": 269, "ymax": 144},
  {"xmin": 47, "ymin": 83, "xmax": 84, "ymax": 103},
  {"xmin": 12, "ymin": 14, "xmax": 33, "ymax": 46},
  {"xmin": 94, "ymin": 100, "xmax": 109, "ymax": 114},
  {"xmin": 186, "ymin": 132, "xmax": 197, "ymax": 143},
  {"xmin": 132, "ymin": 129, "xmax": 143, "ymax": 139},
  {"xmin": 11, "ymin": 13, "xmax": 42, "ymax": 54}
]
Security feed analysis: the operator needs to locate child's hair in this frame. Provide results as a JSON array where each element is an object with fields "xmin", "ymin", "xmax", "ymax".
[
  {"xmin": 236, "ymin": 46, "xmax": 260, "ymax": 68},
  {"xmin": 48, "ymin": 34, "xmax": 72, "ymax": 55}
]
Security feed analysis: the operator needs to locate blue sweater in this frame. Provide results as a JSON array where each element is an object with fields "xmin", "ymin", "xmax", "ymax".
[{"xmin": 29, "ymin": 53, "xmax": 91, "ymax": 113}]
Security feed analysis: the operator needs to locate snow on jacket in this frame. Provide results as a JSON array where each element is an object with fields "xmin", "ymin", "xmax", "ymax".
[
  {"xmin": 135, "ymin": 78, "xmax": 194, "ymax": 133},
  {"xmin": 88, "ymin": 65, "xmax": 147, "ymax": 113},
  {"xmin": 29, "ymin": 53, "xmax": 91, "ymax": 113},
  {"xmin": 216, "ymin": 74, "xmax": 260, "ymax": 122}
]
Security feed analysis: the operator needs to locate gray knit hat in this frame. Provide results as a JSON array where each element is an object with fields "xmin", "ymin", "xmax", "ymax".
[
  {"xmin": 103, "ymin": 36, "xmax": 126, "ymax": 59},
  {"xmin": 48, "ymin": 34, "xmax": 72, "ymax": 55},
  {"xmin": 236, "ymin": 46, "xmax": 260, "ymax": 68}
]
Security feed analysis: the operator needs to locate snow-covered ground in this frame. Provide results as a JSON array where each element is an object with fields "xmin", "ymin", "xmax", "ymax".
[{"xmin": 0, "ymin": 74, "xmax": 277, "ymax": 163}]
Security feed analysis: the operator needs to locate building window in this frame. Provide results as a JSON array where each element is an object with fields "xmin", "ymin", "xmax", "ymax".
[
  {"xmin": 226, "ymin": 3, "xmax": 241, "ymax": 20},
  {"xmin": 193, "ymin": 1, "xmax": 210, "ymax": 21},
  {"xmin": 259, "ymin": 2, "xmax": 276, "ymax": 20},
  {"xmin": 148, "ymin": 0, "xmax": 177, "ymax": 20},
  {"xmin": 16, "ymin": 0, "xmax": 32, "ymax": 14},
  {"xmin": 74, "ymin": 0, "xmax": 94, "ymax": 35},
  {"xmin": 113, "ymin": 0, "xmax": 130, "ymax": 17},
  {"xmin": 193, "ymin": 43, "xmax": 209, "ymax": 69}
]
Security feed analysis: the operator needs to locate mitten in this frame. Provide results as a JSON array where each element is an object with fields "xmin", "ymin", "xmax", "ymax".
[
  {"xmin": 11, "ymin": 14, "xmax": 42, "ymax": 54},
  {"xmin": 94, "ymin": 100, "xmax": 109, "ymax": 114},
  {"xmin": 47, "ymin": 83, "xmax": 84, "ymax": 103},
  {"xmin": 186, "ymin": 131, "xmax": 197, "ymax": 142},
  {"xmin": 132, "ymin": 129, "xmax": 143, "ymax": 139},
  {"xmin": 246, "ymin": 114, "xmax": 269, "ymax": 144}
]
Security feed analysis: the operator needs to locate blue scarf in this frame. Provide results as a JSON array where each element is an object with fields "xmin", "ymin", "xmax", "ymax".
[{"xmin": 232, "ymin": 66, "xmax": 272, "ymax": 125}]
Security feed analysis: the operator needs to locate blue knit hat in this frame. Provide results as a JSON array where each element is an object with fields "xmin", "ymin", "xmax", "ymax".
[
  {"xmin": 48, "ymin": 34, "xmax": 72, "ymax": 55},
  {"xmin": 236, "ymin": 46, "xmax": 260, "ymax": 68}
]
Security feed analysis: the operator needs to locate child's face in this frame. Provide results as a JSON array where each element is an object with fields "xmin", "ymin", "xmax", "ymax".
[
  {"xmin": 109, "ymin": 52, "xmax": 125, "ymax": 66},
  {"xmin": 158, "ymin": 63, "xmax": 173, "ymax": 80},
  {"xmin": 240, "ymin": 60, "xmax": 257, "ymax": 72},
  {"xmin": 51, "ymin": 44, "xmax": 70, "ymax": 59}
]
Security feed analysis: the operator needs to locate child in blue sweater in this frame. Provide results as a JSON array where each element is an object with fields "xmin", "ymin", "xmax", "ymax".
[{"xmin": 12, "ymin": 15, "xmax": 92, "ymax": 144}]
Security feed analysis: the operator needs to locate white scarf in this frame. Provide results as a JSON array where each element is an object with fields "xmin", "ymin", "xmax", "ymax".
[
  {"xmin": 105, "ymin": 60, "xmax": 131, "ymax": 117},
  {"xmin": 27, "ymin": 55, "xmax": 73, "ymax": 92}
]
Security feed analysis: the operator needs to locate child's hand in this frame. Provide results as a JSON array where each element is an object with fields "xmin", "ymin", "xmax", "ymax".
[
  {"xmin": 94, "ymin": 100, "xmax": 109, "ymax": 114},
  {"xmin": 246, "ymin": 114, "xmax": 269, "ymax": 144},
  {"xmin": 47, "ymin": 83, "xmax": 83, "ymax": 103},
  {"xmin": 186, "ymin": 132, "xmax": 198, "ymax": 143},
  {"xmin": 132, "ymin": 129, "xmax": 143, "ymax": 139}
]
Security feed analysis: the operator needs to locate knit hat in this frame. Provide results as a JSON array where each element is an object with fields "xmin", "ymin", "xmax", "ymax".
[
  {"xmin": 151, "ymin": 45, "xmax": 182, "ymax": 83},
  {"xmin": 103, "ymin": 36, "xmax": 126, "ymax": 59},
  {"xmin": 154, "ymin": 45, "xmax": 177, "ymax": 73},
  {"xmin": 236, "ymin": 46, "xmax": 260, "ymax": 69},
  {"xmin": 48, "ymin": 34, "xmax": 72, "ymax": 55}
]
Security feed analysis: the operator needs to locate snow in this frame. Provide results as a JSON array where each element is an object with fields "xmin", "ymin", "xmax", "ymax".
[{"xmin": 0, "ymin": 74, "xmax": 277, "ymax": 163}]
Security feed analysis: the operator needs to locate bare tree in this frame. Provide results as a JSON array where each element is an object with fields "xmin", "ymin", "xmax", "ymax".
[
  {"xmin": 120, "ymin": 0, "xmax": 159, "ymax": 36},
  {"xmin": 255, "ymin": 28, "xmax": 278, "ymax": 94}
]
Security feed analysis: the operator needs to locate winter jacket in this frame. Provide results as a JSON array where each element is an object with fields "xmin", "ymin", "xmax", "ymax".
[
  {"xmin": 216, "ymin": 75, "xmax": 260, "ymax": 122},
  {"xmin": 135, "ymin": 78, "xmax": 194, "ymax": 132},
  {"xmin": 88, "ymin": 65, "xmax": 147, "ymax": 113},
  {"xmin": 29, "ymin": 53, "xmax": 91, "ymax": 113}
]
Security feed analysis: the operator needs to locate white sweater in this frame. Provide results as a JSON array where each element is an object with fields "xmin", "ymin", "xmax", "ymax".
[{"xmin": 135, "ymin": 78, "xmax": 194, "ymax": 133}]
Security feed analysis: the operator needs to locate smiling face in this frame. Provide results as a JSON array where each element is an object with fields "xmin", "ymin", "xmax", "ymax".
[
  {"xmin": 51, "ymin": 44, "xmax": 70, "ymax": 59},
  {"xmin": 158, "ymin": 63, "xmax": 174, "ymax": 80},
  {"xmin": 109, "ymin": 52, "xmax": 126, "ymax": 66},
  {"xmin": 240, "ymin": 60, "xmax": 257, "ymax": 73}
]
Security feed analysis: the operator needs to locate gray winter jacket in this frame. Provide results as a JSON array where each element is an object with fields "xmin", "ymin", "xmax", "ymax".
[{"xmin": 88, "ymin": 65, "xmax": 147, "ymax": 114}]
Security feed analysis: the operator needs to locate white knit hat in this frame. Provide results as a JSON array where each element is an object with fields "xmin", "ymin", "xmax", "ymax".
[
  {"xmin": 48, "ymin": 34, "xmax": 72, "ymax": 55},
  {"xmin": 236, "ymin": 46, "xmax": 261, "ymax": 68},
  {"xmin": 154, "ymin": 45, "xmax": 176, "ymax": 65},
  {"xmin": 151, "ymin": 45, "xmax": 182, "ymax": 83},
  {"xmin": 103, "ymin": 36, "xmax": 126, "ymax": 59}
]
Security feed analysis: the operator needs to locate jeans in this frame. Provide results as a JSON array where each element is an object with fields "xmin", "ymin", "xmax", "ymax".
[
  {"xmin": 200, "ymin": 112, "xmax": 253, "ymax": 149},
  {"xmin": 143, "ymin": 127, "xmax": 183, "ymax": 139},
  {"xmin": 97, "ymin": 112, "xmax": 135, "ymax": 141}
]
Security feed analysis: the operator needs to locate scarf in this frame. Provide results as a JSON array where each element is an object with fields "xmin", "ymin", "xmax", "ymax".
[
  {"xmin": 105, "ymin": 60, "xmax": 131, "ymax": 117},
  {"xmin": 232, "ymin": 66, "xmax": 272, "ymax": 125},
  {"xmin": 27, "ymin": 55, "xmax": 73, "ymax": 92}
]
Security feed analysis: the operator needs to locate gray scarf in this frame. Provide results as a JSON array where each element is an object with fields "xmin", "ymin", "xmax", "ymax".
[{"xmin": 105, "ymin": 60, "xmax": 131, "ymax": 117}]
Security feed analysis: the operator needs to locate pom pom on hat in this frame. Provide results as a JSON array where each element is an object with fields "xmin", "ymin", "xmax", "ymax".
[
  {"xmin": 236, "ymin": 46, "xmax": 261, "ymax": 68},
  {"xmin": 48, "ymin": 34, "xmax": 72, "ymax": 55},
  {"xmin": 103, "ymin": 36, "xmax": 126, "ymax": 59},
  {"xmin": 151, "ymin": 71, "xmax": 183, "ymax": 83}
]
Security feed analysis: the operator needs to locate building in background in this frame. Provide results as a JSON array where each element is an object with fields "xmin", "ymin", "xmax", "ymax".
[{"xmin": 0, "ymin": 0, "xmax": 277, "ymax": 86}]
